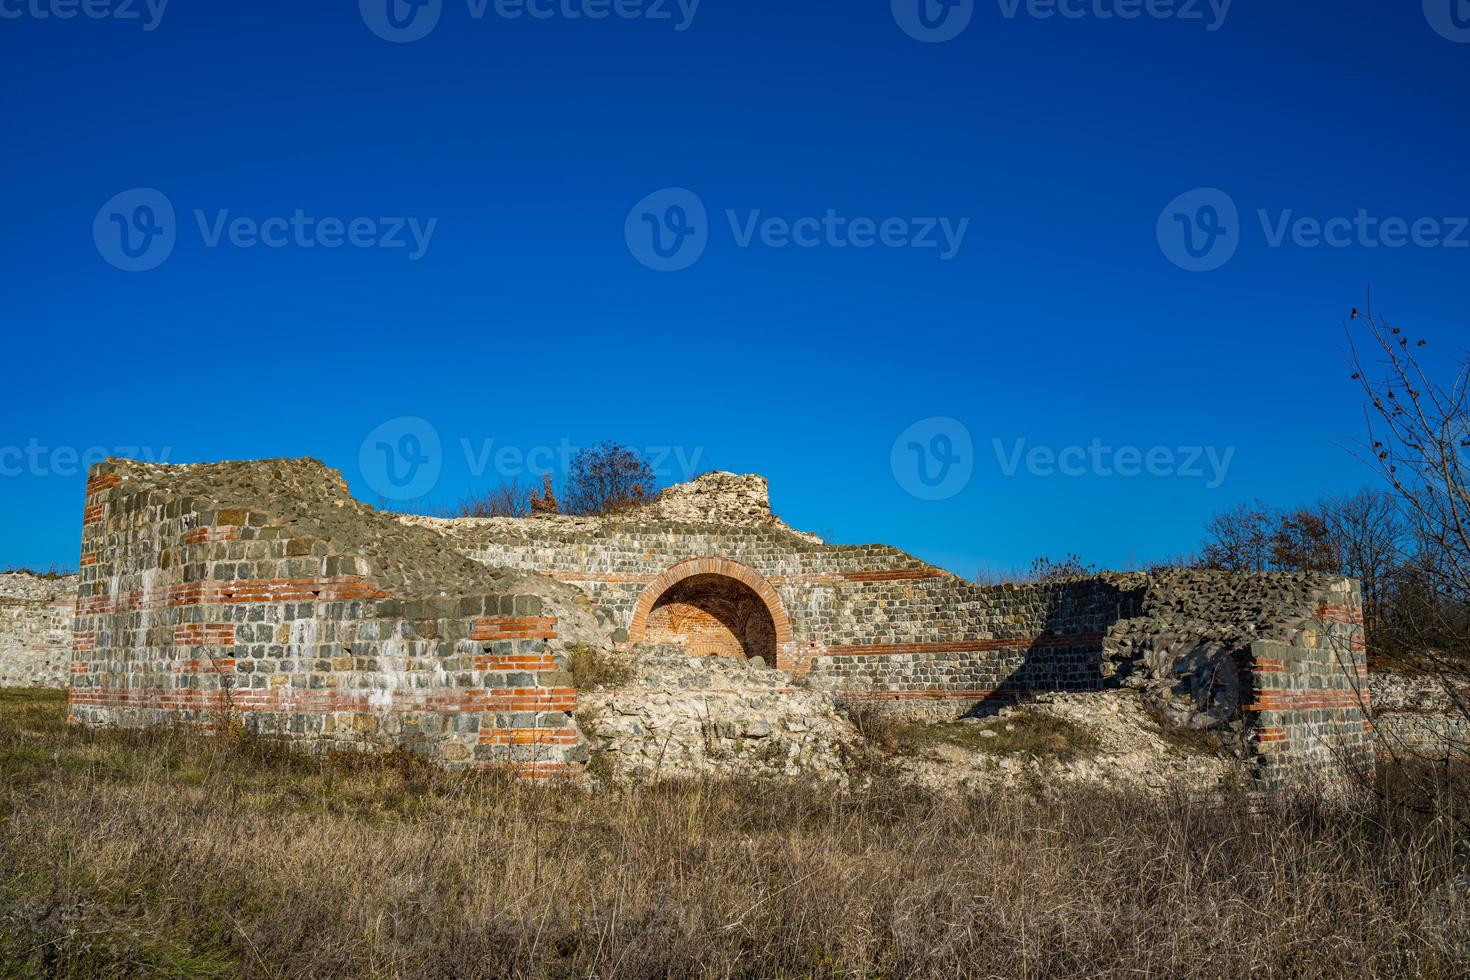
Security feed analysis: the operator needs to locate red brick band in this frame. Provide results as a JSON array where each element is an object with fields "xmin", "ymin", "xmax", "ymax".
[
  {"xmin": 479, "ymin": 727, "xmax": 578, "ymax": 746},
  {"xmin": 75, "ymin": 576, "xmax": 389, "ymax": 616},
  {"xmin": 85, "ymin": 472, "xmax": 120, "ymax": 495},
  {"xmin": 836, "ymin": 688, "xmax": 1024, "ymax": 703},
  {"xmin": 471, "ymin": 616, "xmax": 558, "ymax": 642},
  {"xmin": 1316, "ymin": 603, "xmax": 1365, "ymax": 625},
  {"xmin": 173, "ymin": 623, "xmax": 236, "ymax": 646},
  {"xmin": 1248, "ymin": 690, "xmax": 1369, "ymax": 711},
  {"xmin": 181, "ymin": 527, "xmax": 241, "ymax": 545},
  {"xmin": 550, "ymin": 567, "xmax": 944, "ymax": 587},
  {"xmin": 823, "ymin": 633, "xmax": 1105, "ymax": 658}
]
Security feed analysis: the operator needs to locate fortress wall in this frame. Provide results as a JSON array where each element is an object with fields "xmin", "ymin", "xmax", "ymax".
[
  {"xmin": 69, "ymin": 460, "xmax": 600, "ymax": 777},
  {"xmin": 1107, "ymin": 569, "xmax": 1372, "ymax": 786},
  {"xmin": 0, "ymin": 573, "xmax": 78, "ymax": 688},
  {"xmin": 438, "ymin": 520, "xmax": 1128, "ymax": 647},
  {"xmin": 58, "ymin": 458, "xmax": 1374, "ymax": 786},
  {"xmin": 801, "ymin": 577, "xmax": 1137, "ymax": 714}
]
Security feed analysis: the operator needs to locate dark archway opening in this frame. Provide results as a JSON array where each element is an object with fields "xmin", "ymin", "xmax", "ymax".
[{"xmin": 643, "ymin": 573, "xmax": 778, "ymax": 662}]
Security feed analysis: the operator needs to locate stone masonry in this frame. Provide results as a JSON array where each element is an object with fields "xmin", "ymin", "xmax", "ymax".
[
  {"xmin": 0, "ymin": 572, "xmax": 78, "ymax": 688},
  {"xmin": 64, "ymin": 457, "xmax": 1372, "ymax": 787}
]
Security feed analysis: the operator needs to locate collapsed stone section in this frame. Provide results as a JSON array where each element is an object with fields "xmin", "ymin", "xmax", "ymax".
[
  {"xmin": 0, "ymin": 572, "xmax": 78, "ymax": 688},
  {"xmin": 1103, "ymin": 569, "xmax": 1372, "ymax": 788},
  {"xmin": 580, "ymin": 645, "xmax": 855, "ymax": 782},
  {"xmin": 70, "ymin": 458, "xmax": 610, "ymax": 777}
]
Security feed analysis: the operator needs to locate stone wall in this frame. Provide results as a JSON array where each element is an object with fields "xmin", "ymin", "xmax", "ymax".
[
  {"xmin": 62, "ymin": 458, "xmax": 1374, "ymax": 787},
  {"xmin": 69, "ymin": 458, "xmax": 608, "ymax": 777},
  {"xmin": 1104, "ymin": 569, "xmax": 1372, "ymax": 787},
  {"xmin": 0, "ymin": 572, "xmax": 78, "ymax": 688},
  {"xmin": 1370, "ymin": 671, "xmax": 1470, "ymax": 761}
]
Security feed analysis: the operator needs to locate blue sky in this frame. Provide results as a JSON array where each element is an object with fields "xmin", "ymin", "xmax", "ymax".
[{"xmin": 1, "ymin": 0, "xmax": 1467, "ymax": 576}]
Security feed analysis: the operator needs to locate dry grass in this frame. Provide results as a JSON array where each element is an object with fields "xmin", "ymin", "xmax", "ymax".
[
  {"xmin": 2, "ymin": 689, "xmax": 1469, "ymax": 979},
  {"xmin": 0, "ymin": 566, "xmax": 74, "ymax": 580},
  {"xmin": 903, "ymin": 713, "xmax": 1101, "ymax": 762},
  {"xmin": 1140, "ymin": 699, "xmax": 1229, "ymax": 757},
  {"xmin": 566, "ymin": 645, "xmax": 634, "ymax": 691},
  {"xmin": 841, "ymin": 702, "xmax": 1100, "ymax": 762}
]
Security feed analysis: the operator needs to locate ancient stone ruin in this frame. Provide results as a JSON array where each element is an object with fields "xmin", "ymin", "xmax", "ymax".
[
  {"xmin": 54, "ymin": 457, "xmax": 1373, "ymax": 787},
  {"xmin": 0, "ymin": 572, "xmax": 77, "ymax": 689}
]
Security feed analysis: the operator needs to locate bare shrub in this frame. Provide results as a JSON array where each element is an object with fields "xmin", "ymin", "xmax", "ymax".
[
  {"xmin": 836, "ymin": 698, "xmax": 906, "ymax": 753},
  {"xmin": 0, "ymin": 565, "xmax": 75, "ymax": 579},
  {"xmin": 567, "ymin": 644, "xmax": 634, "ymax": 691},
  {"xmin": 561, "ymin": 441, "xmax": 657, "ymax": 516},
  {"xmin": 975, "ymin": 553, "xmax": 1097, "ymax": 585},
  {"xmin": 442, "ymin": 479, "xmax": 531, "ymax": 518}
]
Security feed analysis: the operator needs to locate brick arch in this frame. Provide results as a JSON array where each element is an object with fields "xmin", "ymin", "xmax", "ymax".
[{"xmin": 627, "ymin": 558, "xmax": 793, "ymax": 658}]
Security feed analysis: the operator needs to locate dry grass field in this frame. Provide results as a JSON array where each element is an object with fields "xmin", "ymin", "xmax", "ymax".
[{"xmin": 1, "ymin": 689, "xmax": 1467, "ymax": 979}]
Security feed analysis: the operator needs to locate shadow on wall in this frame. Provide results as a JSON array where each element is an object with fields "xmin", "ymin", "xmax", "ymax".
[{"xmin": 959, "ymin": 577, "xmax": 1148, "ymax": 719}]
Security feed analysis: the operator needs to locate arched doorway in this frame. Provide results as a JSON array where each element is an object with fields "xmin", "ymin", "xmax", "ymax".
[{"xmin": 627, "ymin": 558, "xmax": 793, "ymax": 665}]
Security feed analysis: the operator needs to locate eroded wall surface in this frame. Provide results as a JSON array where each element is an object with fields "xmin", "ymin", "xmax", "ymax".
[{"xmin": 0, "ymin": 572, "xmax": 78, "ymax": 688}]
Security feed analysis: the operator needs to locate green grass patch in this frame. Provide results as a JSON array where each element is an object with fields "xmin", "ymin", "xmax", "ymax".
[{"xmin": 899, "ymin": 713, "xmax": 1101, "ymax": 762}]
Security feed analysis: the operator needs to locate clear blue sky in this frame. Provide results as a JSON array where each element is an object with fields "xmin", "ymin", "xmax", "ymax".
[{"xmin": 2, "ymin": 0, "xmax": 1467, "ymax": 576}]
